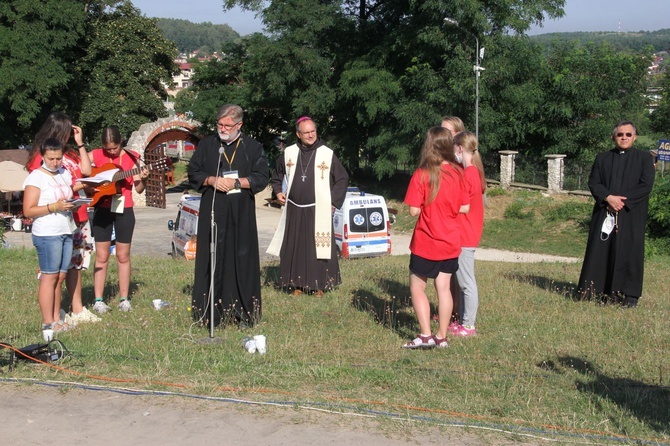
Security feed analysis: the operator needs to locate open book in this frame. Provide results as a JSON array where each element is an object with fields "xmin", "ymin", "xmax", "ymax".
[{"xmin": 77, "ymin": 168, "xmax": 119, "ymax": 184}]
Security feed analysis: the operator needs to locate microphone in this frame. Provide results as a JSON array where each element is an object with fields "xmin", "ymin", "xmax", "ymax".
[
  {"xmin": 211, "ymin": 143, "xmax": 225, "ymax": 235},
  {"xmin": 205, "ymin": 142, "xmax": 225, "ymax": 336}
]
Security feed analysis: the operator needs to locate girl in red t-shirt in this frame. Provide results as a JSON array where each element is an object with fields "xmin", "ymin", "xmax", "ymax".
[
  {"xmin": 402, "ymin": 127, "xmax": 470, "ymax": 349},
  {"xmin": 88, "ymin": 126, "xmax": 149, "ymax": 313},
  {"xmin": 450, "ymin": 131, "xmax": 486, "ymax": 337}
]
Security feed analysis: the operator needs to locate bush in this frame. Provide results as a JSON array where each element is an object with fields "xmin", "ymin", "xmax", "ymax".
[
  {"xmin": 486, "ymin": 187, "xmax": 506, "ymax": 197},
  {"xmin": 647, "ymin": 174, "xmax": 670, "ymax": 239},
  {"xmin": 543, "ymin": 200, "xmax": 592, "ymax": 229},
  {"xmin": 504, "ymin": 201, "xmax": 534, "ymax": 220},
  {"xmin": 646, "ymin": 236, "xmax": 670, "ymax": 258}
]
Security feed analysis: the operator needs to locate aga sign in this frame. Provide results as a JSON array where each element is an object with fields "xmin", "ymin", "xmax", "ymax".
[{"xmin": 657, "ymin": 140, "xmax": 670, "ymax": 162}]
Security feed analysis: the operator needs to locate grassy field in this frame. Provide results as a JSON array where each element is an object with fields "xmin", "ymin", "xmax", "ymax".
[
  {"xmin": 1, "ymin": 189, "xmax": 669, "ymax": 444},
  {"xmin": 1, "ymin": 255, "xmax": 668, "ymax": 442}
]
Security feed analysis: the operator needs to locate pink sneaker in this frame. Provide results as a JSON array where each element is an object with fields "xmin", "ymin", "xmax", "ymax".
[
  {"xmin": 453, "ymin": 325, "xmax": 477, "ymax": 337},
  {"xmin": 447, "ymin": 320, "xmax": 460, "ymax": 333}
]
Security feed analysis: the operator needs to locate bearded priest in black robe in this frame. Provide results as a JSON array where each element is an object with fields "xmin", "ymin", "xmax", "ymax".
[
  {"xmin": 578, "ymin": 121, "xmax": 655, "ymax": 307},
  {"xmin": 188, "ymin": 104, "xmax": 269, "ymax": 327}
]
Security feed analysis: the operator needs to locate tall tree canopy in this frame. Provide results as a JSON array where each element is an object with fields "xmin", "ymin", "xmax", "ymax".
[
  {"xmin": 176, "ymin": 0, "xmax": 653, "ymax": 177},
  {"xmin": 0, "ymin": 0, "xmax": 86, "ymax": 146},
  {"xmin": 0, "ymin": 0, "xmax": 177, "ymax": 147},
  {"xmin": 78, "ymin": 1, "xmax": 178, "ymax": 143}
]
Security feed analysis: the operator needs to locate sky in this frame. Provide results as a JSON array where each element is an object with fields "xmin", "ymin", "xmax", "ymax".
[{"xmin": 130, "ymin": 0, "xmax": 670, "ymax": 37}]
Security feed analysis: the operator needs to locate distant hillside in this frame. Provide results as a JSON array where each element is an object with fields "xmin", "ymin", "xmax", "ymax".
[
  {"xmin": 155, "ymin": 18, "xmax": 240, "ymax": 53},
  {"xmin": 530, "ymin": 29, "xmax": 670, "ymax": 52}
]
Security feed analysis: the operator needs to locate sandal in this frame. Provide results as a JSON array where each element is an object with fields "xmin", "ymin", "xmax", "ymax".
[
  {"xmin": 433, "ymin": 335, "xmax": 448, "ymax": 348},
  {"xmin": 51, "ymin": 321, "xmax": 70, "ymax": 333},
  {"xmin": 402, "ymin": 334, "xmax": 435, "ymax": 349}
]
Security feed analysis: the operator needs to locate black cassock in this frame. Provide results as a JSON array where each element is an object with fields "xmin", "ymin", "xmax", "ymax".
[
  {"xmin": 578, "ymin": 147, "xmax": 655, "ymax": 299},
  {"xmin": 270, "ymin": 140, "xmax": 349, "ymax": 292},
  {"xmin": 188, "ymin": 134, "xmax": 269, "ymax": 327}
]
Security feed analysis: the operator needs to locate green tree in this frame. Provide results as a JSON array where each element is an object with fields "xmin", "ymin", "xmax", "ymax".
[
  {"xmin": 0, "ymin": 0, "xmax": 178, "ymax": 148},
  {"xmin": 78, "ymin": 1, "xmax": 178, "ymax": 144},
  {"xmin": 0, "ymin": 0, "xmax": 87, "ymax": 146},
  {"xmin": 650, "ymin": 71, "xmax": 670, "ymax": 135},
  {"xmin": 155, "ymin": 19, "xmax": 239, "ymax": 54},
  {"xmin": 537, "ymin": 41, "xmax": 651, "ymax": 161},
  {"xmin": 211, "ymin": 1, "xmax": 571, "ymax": 176}
]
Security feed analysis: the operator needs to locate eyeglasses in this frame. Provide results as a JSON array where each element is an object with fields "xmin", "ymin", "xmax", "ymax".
[
  {"xmin": 616, "ymin": 132, "xmax": 634, "ymax": 138},
  {"xmin": 216, "ymin": 121, "xmax": 240, "ymax": 131},
  {"xmin": 298, "ymin": 130, "xmax": 316, "ymax": 136}
]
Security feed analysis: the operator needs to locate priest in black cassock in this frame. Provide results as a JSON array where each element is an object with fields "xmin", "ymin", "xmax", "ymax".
[
  {"xmin": 578, "ymin": 121, "xmax": 655, "ymax": 307},
  {"xmin": 267, "ymin": 117, "xmax": 349, "ymax": 296},
  {"xmin": 188, "ymin": 104, "xmax": 269, "ymax": 327}
]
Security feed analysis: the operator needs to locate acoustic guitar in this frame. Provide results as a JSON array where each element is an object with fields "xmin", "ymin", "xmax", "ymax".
[{"xmin": 84, "ymin": 158, "xmax": 170, "ymax": 207}]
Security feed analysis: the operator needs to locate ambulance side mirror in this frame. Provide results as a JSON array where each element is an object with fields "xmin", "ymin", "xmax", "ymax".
[{"xmin": 167, "ymin": 220, "xmax": 174, "ymax": 231}]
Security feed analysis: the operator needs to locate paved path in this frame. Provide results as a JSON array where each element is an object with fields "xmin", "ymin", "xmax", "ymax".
[{"xmin": 3, "ymin": 187, "xmax": 580, "ymax": 264}]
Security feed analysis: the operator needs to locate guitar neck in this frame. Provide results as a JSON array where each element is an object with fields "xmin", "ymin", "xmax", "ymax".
[{"xmin": 111, "ymin": 163, "xmax": 156, "ymax": 182}]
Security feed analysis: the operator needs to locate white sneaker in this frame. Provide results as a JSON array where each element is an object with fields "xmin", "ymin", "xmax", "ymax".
[
  {"xmin": 93, "ymin": 300, "xmax": 111, "ymax": 314},
  {"xmin": 118, "ymin": 300, "xmax": 132, "ymax": 312},
  {"xmin": 66, "ymin": 307, "xmax": 102, "ymax": 325}
]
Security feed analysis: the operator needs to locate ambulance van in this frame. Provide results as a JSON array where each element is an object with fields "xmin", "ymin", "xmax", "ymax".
[
  {"xmin": 333, "ymin": 188, "xmax": 392, "ymax": 259},
  {"xmin": 167, "ymin": 194, "xmax": 200, "ymax": 259}
]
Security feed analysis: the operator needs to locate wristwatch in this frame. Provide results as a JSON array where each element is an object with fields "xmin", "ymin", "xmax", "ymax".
[{"xmin": 234, "ymin": 179, "xmax": 241, "ymax": 190}]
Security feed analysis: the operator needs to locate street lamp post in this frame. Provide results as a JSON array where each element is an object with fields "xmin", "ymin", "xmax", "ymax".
[{"xmin": 444, "ymin": 17, "xmax": 484, "ymax": 139}]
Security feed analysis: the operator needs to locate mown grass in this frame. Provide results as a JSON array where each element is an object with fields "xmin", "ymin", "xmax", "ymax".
[
  {"xmin": 1, "ymin": 243, "xmax": 669, "ymax": 443},
  {"xmin": 389, "ymin": 188, "xmax": 593, "ymax": 258}
]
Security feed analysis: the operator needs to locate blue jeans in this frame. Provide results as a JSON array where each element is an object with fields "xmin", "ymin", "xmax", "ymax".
[{"xmin": 32, "ymin": 234, "xmax": 73, "ymax": 274}]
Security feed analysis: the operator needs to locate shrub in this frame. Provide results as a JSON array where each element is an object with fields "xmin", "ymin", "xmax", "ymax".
[
  {"xmin": 647, "ymin": 174, "xmax": 670, "ymax": 239},
  {"xmin": 486, "ymin": 187, "xmax": 506, "ymax": 197},
  {"xmin": 504, "ymin": 201, "xmax": 534, "ymax": 220},
  {"xmin": 543, "ymin": 201, "xmax": 593, "ymax": 229}
]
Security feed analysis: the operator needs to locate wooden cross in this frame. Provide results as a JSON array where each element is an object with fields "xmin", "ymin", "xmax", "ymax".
[{"xmin": 317, "ymin": 161, "xmax": 329, "ymax": 179}]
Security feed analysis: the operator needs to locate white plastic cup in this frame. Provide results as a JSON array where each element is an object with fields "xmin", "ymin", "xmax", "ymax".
[
  {"xmin": 152, "ymin": 299, "xmax": 163, "ymax": 310},
  {"xmin": 42, "ymin": 329, "xmax": 54, "ymax": 342},
  {"xmin": 253, "ymin": 335, "xmax": 267, "ymax": 355},
  {"xmin": 244, "ymin": 339, "xmax": 257, "ymax": 353}
]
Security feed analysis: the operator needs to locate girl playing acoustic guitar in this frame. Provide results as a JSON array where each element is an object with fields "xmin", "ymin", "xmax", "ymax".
[{"xmin": 88, "ymin": 126, "xmax": 149, "ymax": 313}]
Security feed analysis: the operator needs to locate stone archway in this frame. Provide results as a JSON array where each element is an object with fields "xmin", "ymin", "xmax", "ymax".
[{"xmin": 126, "ymin": 116, "xmax": 201, "ymax": 208}]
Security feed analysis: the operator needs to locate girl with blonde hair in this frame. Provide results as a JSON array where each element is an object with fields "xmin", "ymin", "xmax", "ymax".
[
  {"xmin": 402, "ymin": 127, "xmax": 470, "ymax": 349},
  {"xmin": 450, "ymin": 131, "xmax": 486, "ymax": 337}
]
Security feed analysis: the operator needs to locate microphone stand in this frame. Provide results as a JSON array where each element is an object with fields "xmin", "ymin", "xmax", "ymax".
[{"xmin": 197, "ymin": 143, "xmax": 225, "ymax": 344}]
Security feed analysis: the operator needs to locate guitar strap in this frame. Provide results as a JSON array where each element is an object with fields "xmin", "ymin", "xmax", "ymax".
[{"xmin": 122, "ymin": 148, "xmax": 143, "ymax": 168}]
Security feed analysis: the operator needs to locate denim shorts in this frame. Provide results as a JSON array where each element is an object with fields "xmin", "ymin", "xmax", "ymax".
[{"xmin": 32, "ymin": 234, "xmax": 74, "ymax": 274}]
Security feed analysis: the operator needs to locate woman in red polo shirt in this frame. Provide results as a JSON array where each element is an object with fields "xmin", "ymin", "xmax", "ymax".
[{"xmin": 402, "ymin": 127, "xmax": 470, "ymax": 349}]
